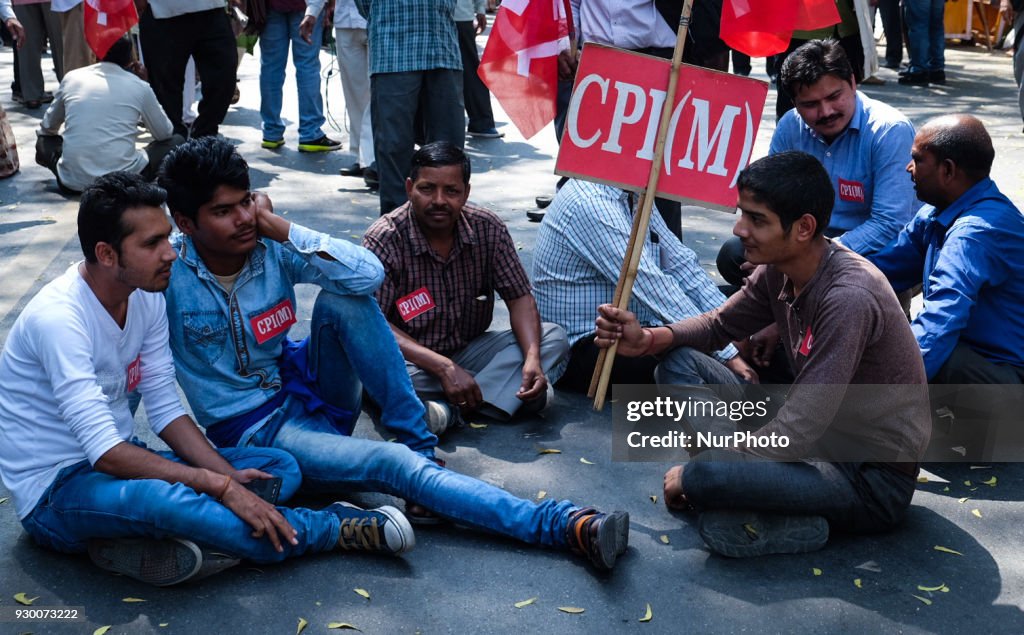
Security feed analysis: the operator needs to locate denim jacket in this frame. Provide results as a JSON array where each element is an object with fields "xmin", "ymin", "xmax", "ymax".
[{"xmin": 165, "ymin": 223, "xmax": 384, "ymax": 426}]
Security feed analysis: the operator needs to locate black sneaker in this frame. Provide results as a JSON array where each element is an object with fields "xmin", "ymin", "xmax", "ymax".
[
  {"xmin": 698, "ymin": 510, "xmax": 828, "ymax": 558},
  {"xmin": 898, "ymin": 72, "xmax": 929, "ymax": 86},
  {"xmin": 88, "ymin": 537, "xmax": 204, "ymax": 586},
  {"xmin": 298, "ymin": 135, "xmax": 342, "ymax": 152},
  {"xmin": 565, "ymin": 506, "xmax": 629, "ymax": 570},
  {"xmin": 328, "ymin": 501, "xmax": 415, "ymax": 554},
  {"xmin": 928, "ymin": 70, "xmax": 946, "ymax": 85}
]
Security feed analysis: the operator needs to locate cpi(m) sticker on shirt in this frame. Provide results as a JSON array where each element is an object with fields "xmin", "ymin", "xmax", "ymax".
[
  {"xmin": 251, "ymin": 299, "xmax": 297, "ymax": 344},
  {"xmin": 838, "ymin": 178, "xmax": 865, "ymax": 203},
  {"xmin": 126, "ymin": 354, "xmax": 142, "ymax": 393},
  {"xmin": 799, "ymin": 327, "xmax": 814, "ymax": 357},
  {"xmin": 396, "ymin": 287, "xmax": 436, "ymax": 322}
]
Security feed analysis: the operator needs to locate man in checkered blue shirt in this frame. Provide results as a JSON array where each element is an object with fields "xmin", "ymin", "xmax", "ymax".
[{"xmin": 533, "ymin": 179, "xmax": 757, "ymax": 393}]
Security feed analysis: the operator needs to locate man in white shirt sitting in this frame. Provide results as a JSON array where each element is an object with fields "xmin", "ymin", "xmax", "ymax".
[
  {"xmin": 0, "ymin": 172, "xmax": 415, "ymax": 587},
  {"xmin": 35, "ymin": 36, "xmax": 184, "ymax": 193}
]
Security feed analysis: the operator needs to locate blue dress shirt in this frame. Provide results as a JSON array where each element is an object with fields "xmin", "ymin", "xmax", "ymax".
[
  {"xmin": 771, "ymin": 92, "xmax": 919, "ymax": 255},
  {"xmin": 870, "ymin": 178, "xmax": 1024, "ymax": 378}
]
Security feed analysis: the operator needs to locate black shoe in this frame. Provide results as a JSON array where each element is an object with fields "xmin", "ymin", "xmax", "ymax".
[
  {"xmin": 339, "ymin": 162, "xmax": 364, "ymax": 177},
  {"xmin": 928, "ymin": 70, "xmax": 946, "ymax": 85},
  {"xmin": 535, "ymin": 195, "xmax": 553, "ymax": 209},
  {"xmin": 298, "ymin": 135, "xmax": 343, "ymax": 152},
  {"xmin": 88, "ymin": 537, "xmax": 203, "ymax": 586},
  {"xmin": 363, "ymin": 167, "xmax": 379, "ymax": 190},
  {"xmin": 880, "ymin": 60, "xmax": 901, "ymax": 70},
  {"xmin": 698, "ymin": 510, "xmax": 828, "ymax": 558},
  {"xmin": 565, "ymin": 506, "xmax": 629, "ymax": 570},
  {"xmin": 898, "ymin": 72, "xmax": 928, "ymax": 86}
]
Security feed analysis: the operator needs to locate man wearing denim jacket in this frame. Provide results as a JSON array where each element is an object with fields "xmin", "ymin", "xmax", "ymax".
[{"xmin": 160, "ymin": 137, "xmax": 630, "ymax": 571}]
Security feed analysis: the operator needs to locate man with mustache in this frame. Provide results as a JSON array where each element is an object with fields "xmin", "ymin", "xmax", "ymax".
[
  {"xmin": 717, "ymin": 39, "xmax": 917, "ymax": 290},
  {"xmin": 869, "ymin": 115, "xmax": 1024, "ymax": 384},
  {"xmin": 0, "ymin": 172, "xmax": 415, "ymax": 588},
  {"xmin": 160, "ymin": 138, "xmax": 627, "ymax": 571},
  {"xmin": 363, "ymin": 141, "xmax": 569, "ymax": 431}
]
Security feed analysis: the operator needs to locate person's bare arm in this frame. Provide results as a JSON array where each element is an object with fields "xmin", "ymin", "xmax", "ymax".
[
  {"xmin": 95, "ymin": 416, "xmax": 298, "ymax": 552},
  {"xmin": 389, "ymin": 323, "xmax": 483, "ymax": 410},
  {"xmin": 506, "ymin": 294, "xmax": 546, "ymax": 401}
]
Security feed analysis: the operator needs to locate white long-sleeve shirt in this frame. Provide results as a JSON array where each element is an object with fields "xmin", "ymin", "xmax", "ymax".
[{"xmin": 0, "ymin": 265, "xmax": 187, "ymax": 519}]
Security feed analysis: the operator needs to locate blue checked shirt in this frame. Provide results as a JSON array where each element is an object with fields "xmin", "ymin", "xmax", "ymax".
[
  {"xmin": 356, "ymin": 0, "xmax": 462, "ymax": 75},
  {"xmin": 870, "ymin": 178, "xmax": 1024, "ymax": 379},
  {"xmin": 532, "ymin": 179, "xmax": 737, "ymax": 362},
  {"xmin": 771, "ymin": 92, "xmax": 919, "ymax": 256}
]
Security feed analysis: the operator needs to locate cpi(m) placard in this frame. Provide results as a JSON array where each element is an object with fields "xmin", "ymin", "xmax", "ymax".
[{"xmin": 555, "ymin": 44, "xmax": 769, "ymax": 212}]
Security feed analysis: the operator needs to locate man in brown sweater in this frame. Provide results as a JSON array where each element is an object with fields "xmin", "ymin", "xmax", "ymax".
[{"xmin": 595, "ymin": 151, "xmax": 930, "ymax": 558}]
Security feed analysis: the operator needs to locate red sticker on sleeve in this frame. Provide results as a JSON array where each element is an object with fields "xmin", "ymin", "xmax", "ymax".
[
  {"xmin": 396, "ymin": 287, "xmax": 436, "ymax": 322},
  {"xmin": 126, "ymin": 354, "xmax": 142, "ymax": 393},
  {"xmin": 250, "ymin": 299, "xmax": 297, "ymax": 344},
  {"xmin": 799, "ymin": 326, "xmax": 814, "ymax": 357},
  {"xmin": 838, "ymin": 178, "xmax": 865, "ymax": 203}
]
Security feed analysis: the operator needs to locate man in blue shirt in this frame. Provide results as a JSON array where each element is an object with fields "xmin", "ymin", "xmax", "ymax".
[
  {"xmin": 870, "ymin": 114, "xmax": 1024, "ymax": 384},
  {"xmin": 718, "ymin": 39, "xmax": 918, "ymax": 288}
]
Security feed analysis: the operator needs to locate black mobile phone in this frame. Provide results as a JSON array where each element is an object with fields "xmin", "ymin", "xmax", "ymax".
[{"xmin": 243, "ymin": 476, "xmax": 283, "ymax": 505}]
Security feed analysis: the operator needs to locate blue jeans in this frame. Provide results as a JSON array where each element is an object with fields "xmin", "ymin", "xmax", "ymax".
[
  {"xmin": 245, "ymin": 292, "xmax": 575, "ymax": 547},
  {"xmin": 259, "ymin": 10, "xmax": 325, "ymax": 143},
  {"xmin": 658, "ymin": 350, "xmax": 916, "ymax": 532},
  {"xmin": 903, "ymin": 0, "xmax": 945, "ymax": 73},
  {"xmin": 21, "ymin": 445, "xmax": 342, "ymax": 563}
]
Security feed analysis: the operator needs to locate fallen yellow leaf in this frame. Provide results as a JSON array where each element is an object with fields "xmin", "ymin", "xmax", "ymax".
[
  {"xmin": 297, "ymin": 617, "xmax": 308, "ymax": 635},
  {"xmin": 316, "ymin": 601, "xmax": 322, "ymax": 606},
  {"xmin": 917, "ymin": 583, "xmax": 948, "ymax": 592},
  {"xmin": 639, "ymin": 602, "xmax": 653, "ymax": 622},
  {"xmin": 469, "ymin": 423, "xmax": 488, "ymax": 429},
  {"xmin": 580, "ymin": 458, "xmax": 595, "ymax": 465},
  {"xmin": 812, "ymin": 568, "xmax": 823, "ymax": 576},
  {"xmin": 514, "ymin": 597, "xmax": 537, "ymax": 608},
  {"xmin": 742, "ymin": 523, "xmax": 758, "ymax": 538},
  {"xmin": 94, "ymin": 627, "xmax": 112, "ymax": 635},
  {"xmin": 558, "ymin": 606, "xmax": 585, "ymax": 614},
  {"xmin": 536, "ymin": 490, "xmax": 546, "ymax": 500},
  {"xmin": 958, "ymin": 497, "xmax": 970, "ymax": 504},
  {"xmin": 969, "ymin": 465, "xmax": 991, "ymax": 470},
  {"xmin": 912, "ymin": 595, "xmax": 933, "ymax": 606},
  {"xmin": 659, "ymin": 535, "xmax": 670, "ymax": 544},
  {"xmin": 327, "ymin": 623, "xmax": 361, "ymax": 631},
  {"xmin": 649, "ymin": 495, "xmax": 657, "ymax": 503},
  {"xmin": 943, "ymin": 486, "xmax": 950, "ymax": 492},
  {"xmin": 122, "ymin": 597, "xmax": 146, "ymax": 602},
  {"xmin": 159, "ymin": 623, "xmax": 169, "ymax": 627},
  {"xmin": 964, "ymin": 480, "xmax": 972, "ymax": 487},
  {"xmin": 854, "ymin": 579, "xmax": 862, "ymax": 588},
  {"xmin": 916, "ymin": 476, "xmax": 928, "ymax": 483},
  {"xmin": 354, "ymin": 588, "xmax": 370, "ymax": 600},
  {"xmin": 983, "ymin": 476, "xmax": 997, "ymax": 486},
  {"xmin": 0, "ymin": 496, "xmax": 8, "ymax": 504},
  {"xmin": 14, "ymin": 593, "xmax": 38, "ymax": 605},
  {"xmin": 933, "ymin": 545, "xmax": 963, "ymax": 556},
  {"xmin": 972, "ymin": 509, "xmax": 982, "ymax": 518},
  {"xmin": 537, "ymin": 447, "xmax": 561, "ymax": 455}
]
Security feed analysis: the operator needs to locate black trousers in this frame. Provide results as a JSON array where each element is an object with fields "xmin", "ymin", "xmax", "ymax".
[
  {"xmin": 456, "ymin": 20, "xmax": 494, "ymax": 132},
  {"xmin": 139, "ymin": 7, "xmax": 237, "ymax": 138}
]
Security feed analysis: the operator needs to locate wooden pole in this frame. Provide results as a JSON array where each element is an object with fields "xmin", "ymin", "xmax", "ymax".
[{"xmin": 590, "ymin": 0, "xmax": 695, "ymax": 410}]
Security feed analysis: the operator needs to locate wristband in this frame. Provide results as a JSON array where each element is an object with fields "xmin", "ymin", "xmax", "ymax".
[
  {"xmin": 215, "ymin": 473, "xmax": 232, "ymax": 501},
  {"xmin": 641, "ymin": 327, "xmax": 658, "ymax": 357}
]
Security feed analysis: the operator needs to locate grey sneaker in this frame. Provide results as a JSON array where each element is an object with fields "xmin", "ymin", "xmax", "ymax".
[
  {"xmin": 328, "ymin": 501, "xmax": 415, "ymax": 555},
  {"xmin": 424, "ymin": 400, "xmax": 464, "ymax": 436},
  {"xmin": 88, "ymin": 537, "xmax": 207, "ymax": 586},
  {"xmin": 565, "ymin": 507, "xmax": 630, "ymax": 570},
  {"xmin": 698, "ymin": 510, "xmax": 828, "ymax": 558}
]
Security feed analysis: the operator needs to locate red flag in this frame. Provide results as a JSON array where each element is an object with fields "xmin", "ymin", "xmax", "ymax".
[
  {"xmin": 477, "ymin": 0, "xmax": 570, "ymax": 140},
  {"xmin": 84, "ymin": 0, "xmax": 139, "ymax": 60},
  {"xmin": 720, "ymin": 0, "xmax": 839, "ymax": 58}
]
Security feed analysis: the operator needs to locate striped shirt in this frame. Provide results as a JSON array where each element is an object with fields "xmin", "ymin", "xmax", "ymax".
[
  {"xmin": 364, "ymin": 202, "xmax": 531, "ymax": 357},
  {"xmin": 356, "ymin": 0, "xmax": 461, "ymax": 75},
  {"xmin": 532, "ymin": 179, "xmax": 737, "ymax": 362}
]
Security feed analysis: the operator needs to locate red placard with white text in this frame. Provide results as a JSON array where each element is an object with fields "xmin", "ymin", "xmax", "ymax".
[{"xmin": 555, "ymin": 44, "xmax": 769, "ymax": 212}]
